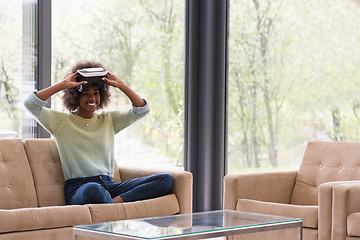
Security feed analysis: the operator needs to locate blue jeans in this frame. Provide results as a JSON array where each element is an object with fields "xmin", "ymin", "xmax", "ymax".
[{"xmin": 64, "ymin": 173, "xmax": 174, "ymax": 205}]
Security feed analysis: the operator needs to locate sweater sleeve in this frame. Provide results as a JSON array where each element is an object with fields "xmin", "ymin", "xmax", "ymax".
[
  {"xmin": 24, "ymin": 92, "xmax": 66, "ymax": 135},
  {"xmin": 110, "ymin": 99, "xmax": 150, "ymax": 134}
]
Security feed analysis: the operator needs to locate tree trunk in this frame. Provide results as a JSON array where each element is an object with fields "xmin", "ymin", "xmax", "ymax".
[
  {"xmin": 235, "ymin": 74, "xmax": 251, "ymax": 167},
  {"xmin": 331, "ymin": 108, "xmax": 342, "ymax": 141},
  {"xmin": 250, "ymin": 83, "xmax": 260, "ymax": 168},
  {"xmin": 256, "ymin": 6, "xmax": 278, "ymax": 166}
]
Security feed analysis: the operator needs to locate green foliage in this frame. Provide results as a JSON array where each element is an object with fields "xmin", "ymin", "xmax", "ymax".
[
  {"xmin": 229, "ymin": 0, "xmax": 360, "ymax": 172},
  {"xmin": 0, "ymin": 0, "xmax": 22, "ymax": 135}
]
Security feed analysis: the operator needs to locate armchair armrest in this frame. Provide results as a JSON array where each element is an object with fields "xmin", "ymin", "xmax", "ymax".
[
  {"xmin": 117, "ymin": 166, "xmax": 193, "ymax": 214},
  {"xmin": 224, "ymin": 170, "xmax": 298, "ymax": 210},
  {"xmin": 318, "ymin": 181, "xmax": 358, "ymax": 240},
  {"xmin": 331, "ymin": 181, "xmax": 360, "ymax": 240}
]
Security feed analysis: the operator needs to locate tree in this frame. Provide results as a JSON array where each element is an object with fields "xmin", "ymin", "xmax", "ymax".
[
  {"xmin": 0, "ymin": 61, "xmax": 19, "ymax": 132},
  {"xmin": 0, "ymin": 1, "xmax": 22, "ymax": 135},
  {"xmin": 229, "ymin": 0, "xmax": 288, "ymax": 168},
  {"xmin": 228, "ymin": 0, "xmax": 360, "ymax": 172},
  {"xmin": 140, "ymin": 0, "xmax": 181, "ymax": 115}
]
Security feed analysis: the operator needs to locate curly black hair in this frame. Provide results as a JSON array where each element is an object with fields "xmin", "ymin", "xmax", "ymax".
[{"xmin": 61, "ymin": 61, "xmax": 111, "ymax": 112}]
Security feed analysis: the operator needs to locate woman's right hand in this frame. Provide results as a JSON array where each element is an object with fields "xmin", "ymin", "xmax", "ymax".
[
  {"xmin": 60, "ymin": 72, "xmax": 87, "ymax": 90},
  {"xmin": 35, "ymin": 72, "xmax": 87, "ymax": 101}
]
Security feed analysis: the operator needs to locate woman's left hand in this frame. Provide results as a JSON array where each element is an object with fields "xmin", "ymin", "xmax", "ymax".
[
  {"xmin": 102, "ymin": 72, "xmax": 145, "ymax": 107},
  {"xmin": 102, "ymin": 72, "xmax": 127, "ymax": 90}
]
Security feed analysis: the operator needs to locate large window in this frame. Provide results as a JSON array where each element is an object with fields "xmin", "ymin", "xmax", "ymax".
[
  {"xmin": 52, "ymin": 0, "xmax": 184, "ymax": 168},
  {"xmin": 0, "ymin": 0, "xmax": 37, "ymax": 139},
  {"xmin": 228, "ymin": 0, "xmax": 360, "ymax": 173}
]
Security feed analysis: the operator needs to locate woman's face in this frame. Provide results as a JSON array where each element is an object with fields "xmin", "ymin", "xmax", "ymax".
[{"xmin": 77, "ymin": 85, "xmax": 101, "ymax": 118}]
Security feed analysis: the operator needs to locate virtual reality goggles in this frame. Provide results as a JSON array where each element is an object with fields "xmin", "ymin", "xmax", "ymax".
[{"xmin": 75, "ymin": 67, "xmax": 108, "ymax": 92}]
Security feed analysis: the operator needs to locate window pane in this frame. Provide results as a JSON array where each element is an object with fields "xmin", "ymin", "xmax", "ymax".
[
  {"xmin": 228, "ymin": 0, "xmax": 360, "ymax": 173},
  {"xmin": 0, "ymin": 0, "xmax": 37, "ymax": 139},
  {"xmin": 52, "ymin": 0, "xmax": 184, "ymax": 168}
]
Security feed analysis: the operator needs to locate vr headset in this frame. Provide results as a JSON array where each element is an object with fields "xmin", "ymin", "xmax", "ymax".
[{"xmin": 75, "ymin": 67, "xmax": 108, "ymax": 92}]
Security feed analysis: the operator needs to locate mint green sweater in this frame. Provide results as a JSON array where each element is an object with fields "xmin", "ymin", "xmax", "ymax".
[{"xmin": 24, "ymin": 92, "xmax": 150, "ymax": 181}]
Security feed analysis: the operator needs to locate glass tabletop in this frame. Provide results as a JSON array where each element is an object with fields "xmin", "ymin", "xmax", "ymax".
[{"xmin": 74, "ymin": 210, "xmax": 302, "ymax": 239}]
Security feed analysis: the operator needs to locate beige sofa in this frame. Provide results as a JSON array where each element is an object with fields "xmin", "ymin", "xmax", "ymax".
[
  {"xmin": 0, "ymin": 138, "xmax": 192, "ymax": 240},
  {"xmin": 224, "ymin": 141, "xmax": 360, "ymax": 240}
]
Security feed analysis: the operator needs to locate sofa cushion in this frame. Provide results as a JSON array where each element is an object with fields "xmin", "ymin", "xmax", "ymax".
[
  {"xmin": 347, "ymin": 212, "xmax": 360, "ymax": 237},
  {"xmin": 89, "ymin": 194, "xmax": 180, "ymax": 223},
  {"xmin": 291, "ymin": 141, "xmax": 360, "ymax": 205},
  {"xmin": 0, "ymin": 227, "xmax": 73, "ymax": 240},
  {"xmin": 24, "ymin": 138, "xmax": 66, "ymax": 207},
  {"xmin": 236, "ymin": 199, "xmax": 318, "ymax": 228},
  {"xmin": 0, "ymin": 205, "xmax": 91, "ymax": 233},
  {"xmin": 0, "ymin": 139, "xmax": 38, "ymax": 209}
]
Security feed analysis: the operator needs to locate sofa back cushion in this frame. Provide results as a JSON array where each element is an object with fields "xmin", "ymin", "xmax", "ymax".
[
  {"xmin": 24, "ymin": 138, "xmax": 66, "ymax": 207},
  {"xmin": 113, "ymin": 160, "xmax": 122, "ymax": 183},
  {"xmin": 291, "ymin": 141, "xmax": 360, "ymax": 205},
  {"xmin": 0, "ymin": 139, "xmax": 37, "ymax": 209}
]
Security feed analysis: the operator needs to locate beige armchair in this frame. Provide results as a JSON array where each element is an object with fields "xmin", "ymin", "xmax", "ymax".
[
  {"xmin": 224, "ymin": 141, "xmax": 360, "ymax": 240},
  {"xmin": 324, "ymin": 181, "xmax": 360, "ymax": 240}
]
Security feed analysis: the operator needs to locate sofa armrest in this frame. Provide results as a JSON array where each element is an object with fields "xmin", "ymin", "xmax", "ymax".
[
  {"xmin": 0, "ymin": 205, "xmax": 91, "ymax": 233},
  {"xmin": 117, "ymin": 166, "xmax": 193, "ymax": 214},
  {"xmin": 224, "ymin": 170, "xmax": 298, "ymax": 210},
  {"xmin": 318, "ymin": 181, "xmax": 357, "ymax": 240},
  {"xmin": 330, "ymin": 181, "xmax": 360, "ymax": 240}
]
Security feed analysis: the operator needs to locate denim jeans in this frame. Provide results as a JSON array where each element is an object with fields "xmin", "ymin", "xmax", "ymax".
[{"xmin": 64, "ymin": 173, "xmax": 174, "ymax": 205}]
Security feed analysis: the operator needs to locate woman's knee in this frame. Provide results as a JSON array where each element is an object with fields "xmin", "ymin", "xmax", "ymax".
[
  {"xmin": 159, "ymin": 173, "xmax": 174, "ymax": 193},
  {"xmin": 82, "ymin": 183, "xmax": 112, "ymax": 203},
  {"xmin": 83, "ymin": 182, "xmax": 103, "ymax": 193}
]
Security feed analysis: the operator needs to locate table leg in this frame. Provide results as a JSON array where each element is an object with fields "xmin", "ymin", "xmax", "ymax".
[{"xmin": 297, "ymin": 225, "xmax": 303, "ymax": 240}]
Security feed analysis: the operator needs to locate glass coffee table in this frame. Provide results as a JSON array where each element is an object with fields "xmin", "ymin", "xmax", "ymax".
[{"xmin": 73, "ymin": 210, "xmax": 303, "ymax": 240}]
